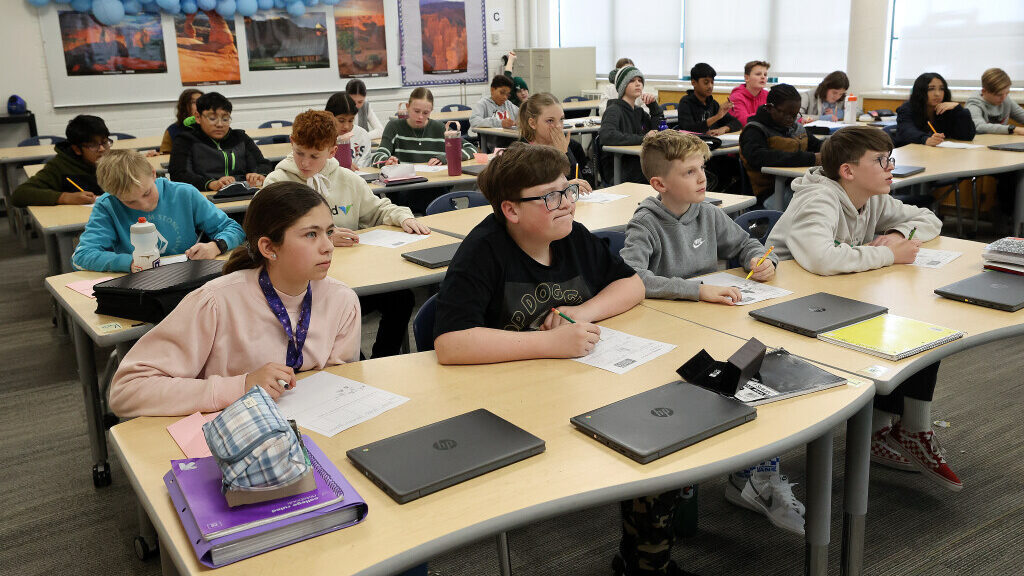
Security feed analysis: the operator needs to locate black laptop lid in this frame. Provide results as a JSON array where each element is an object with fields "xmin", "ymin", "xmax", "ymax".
[
  {"xmin": 934, "ymin": 271, "xmax": 1024, "ymax": 312},
  {"xmin": 401, "ymin": 243, "xmax": 461, "ymax": 268},
  {"xmin": 748, "ymin": 292, "xmax": 888, "ymax": 337}
]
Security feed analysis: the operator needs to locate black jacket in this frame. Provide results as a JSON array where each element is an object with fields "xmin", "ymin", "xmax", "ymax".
[
  {"xmin": 169, "ymin": 124, "xmax": 273, "ymax": 191},
  {"xmin": 677, "ymin": 90, "xmax": 742, "ymax": 133},
  {"xmin": 739, "ymin": 105, "xmax": 822, "ymax": 196},
  {"xmin": 599, "ymin": 98, "xmax": 664, "ymax": 184},
  {"xmin": 894, "ymin": 102, "xmax": 976, "ymax": 147}
]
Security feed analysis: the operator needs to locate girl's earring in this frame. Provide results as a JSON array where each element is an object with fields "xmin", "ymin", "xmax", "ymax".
[{"xmin": 270, "ymin": 254, "xmax": 277, "ymax": 260}]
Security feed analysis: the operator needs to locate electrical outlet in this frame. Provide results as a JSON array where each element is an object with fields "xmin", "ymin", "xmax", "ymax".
[{"xmin": 490, "ymin": 32, "xmax": 500, "ymax": 45}]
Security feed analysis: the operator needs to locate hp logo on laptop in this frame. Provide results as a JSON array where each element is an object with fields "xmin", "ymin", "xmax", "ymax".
[
  {"xmin": 650, "ymin": 407, "xmax": 674, "ymax": 418},
  {"xmin": 808, "ymin": 307, "xmax": 827, "ymax": 313},
  {"xmin": 433, "ymin": 439, "xmax": 458, "ymax": 450}
]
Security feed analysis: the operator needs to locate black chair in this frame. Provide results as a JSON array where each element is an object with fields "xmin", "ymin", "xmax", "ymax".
[
  {"xmin": 441, "ymin": 103, "xmax": 471, "ymax": 112},
  {"xmin": 727, "ymin": 209, "xmax": 783, "ymax": 268},
  {"xmin": 109, "ymin": 132, "xmax": 136, "ymax": 140},
  {"xmin": 259, "ymin": 120, "xmax": 292, "ymax": 128},
  {"xmin": 18, "ymin": 135, "xmax": 65, "ymax": 146},
  {"xmin": 593, "ymin": 230, "xmax": 626, "ymax": 258},
  {"xmin": 424, "ymin": 190, "xmax": 488, "ymax": 215},
  {"xmin": 412, "ymin": 293, "xmax": 439, "ymax": 352}
]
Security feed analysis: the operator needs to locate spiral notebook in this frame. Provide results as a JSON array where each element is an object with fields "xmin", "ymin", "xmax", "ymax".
[{"xmin": 817, "ymin": 314, "xmax": 963, "ymax": 361}]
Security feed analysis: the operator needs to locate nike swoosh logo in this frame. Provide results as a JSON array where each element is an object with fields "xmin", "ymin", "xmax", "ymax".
[{"xmin": 692, "ymin": 238, "xmax": 705, "ymax": 249}]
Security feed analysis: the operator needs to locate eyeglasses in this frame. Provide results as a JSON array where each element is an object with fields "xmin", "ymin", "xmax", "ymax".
[
  {"xmin": 873, "ymin": 156, "xmax": 896, "ymax": 169},
  {"xmin": 513, "ymin": 183, "xmax": 580, "ymax": 211},
  {"xmin": 201, "ymin": 114, "xmax": 232, "ymax": 125},
  {"xmin": 80, "ymin": 138, "xmax": 113, "ymax": 151}
]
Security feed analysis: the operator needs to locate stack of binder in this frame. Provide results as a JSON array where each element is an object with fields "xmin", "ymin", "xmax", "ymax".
[{"xmin": 982, "ymin": 237, "xmax": 1024, "ymax": 275}]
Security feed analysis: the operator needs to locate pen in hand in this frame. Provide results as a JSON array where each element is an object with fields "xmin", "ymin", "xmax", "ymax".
[{"xmin": 908, "ymin": 227, "xmax": 917, "ymax": 241}]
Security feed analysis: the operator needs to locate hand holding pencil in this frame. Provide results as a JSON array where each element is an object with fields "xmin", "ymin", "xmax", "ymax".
[
  {"xmin": 925, "ymin": 121, "xmax": 945, "ymax": 147},
  {"xmin": 746, "ymin": 246, "xmax": 775, "ymax": 282}
]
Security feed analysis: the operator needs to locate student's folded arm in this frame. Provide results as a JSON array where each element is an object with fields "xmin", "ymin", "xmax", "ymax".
[
  {"xmin": 784, "ymin": 201, "xmax": 893, "ymax": 275},
  {"xmin": 11, "ymin": 162, "xmax": 64, "ymax": 207},
  {"xmin": 435, "ymin": 327, "xmax": 562, "ymax": 365},
  {"xmin": 71, "ymin": 204, "xmax": 132, "ymax": 272},
  {"xmin": 874, "ymin": 197, "xmax": 942, "ymax": 242},
  {"xmin": 460, "ymin": 138, "xmax": 477, "ymax": 160},
  {"xmin": 577, "ymin": 274, "xmax": 646, "ymax": 318},
  {"xmin": 599, "ymin": 107, "xmax": 644, "ymax": 146},
  {"xmin": 356, "ymin": 179, "xmax": 413, "ymax": 227},
  {"xmin": 646, "ymin": 101, "xmax": 665, "ymax": 125},
  {"xmin": 946, "ymin": 106, "xmax": 977, "ymax": 141},
  {"xmin": 965, "ymin": 102, "xmax": 1006, "ymax": 134},
  {"xmin": 722, "ymin": 113, "xmax": 743, "ymax": 133},
  {"xmin": 328, "ymin": 288, "xmax": 362, "ymax": 365},
  {"xmin": 108, "ymin": 292, "xmax": 246, "ymax": 417},
  {"xmin": 188, "ymin": 184, "xmax": 245, "ymax": 249},
  {"xmin": 740, "ymin": 127, "xmax": 815, "ymax": 169}
]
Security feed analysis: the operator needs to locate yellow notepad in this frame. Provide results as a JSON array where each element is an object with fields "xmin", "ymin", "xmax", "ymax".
[{"xmin": 817, "ymin": 314, "xmax": 964, "ymax": 361}]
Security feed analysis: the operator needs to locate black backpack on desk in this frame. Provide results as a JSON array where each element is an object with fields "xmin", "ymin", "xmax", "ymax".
[{"xmin": 93, "ymin": 260, "xmax": 224, "ymax": 324}]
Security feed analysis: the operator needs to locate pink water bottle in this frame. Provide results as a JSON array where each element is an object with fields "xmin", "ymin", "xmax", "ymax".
[
  {"xmin": 445, "ymin": 121, "xmax": 462, "ymax": 176},
  {"xmin": 334, "ymin": 135, "xmax": 352, "ymax": 169},
  {"xmin": 397, "ymin": 102, "xmax": 408, "ymax": 120}
]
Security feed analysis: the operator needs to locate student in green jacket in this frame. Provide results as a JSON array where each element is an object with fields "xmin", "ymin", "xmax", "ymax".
[{"xmin": 12, "ymin": 115, "xmax": 112, "ymax": 207}]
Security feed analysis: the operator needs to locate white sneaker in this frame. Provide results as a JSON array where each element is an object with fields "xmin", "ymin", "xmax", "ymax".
[
  {"xmin": 725, "ymin": 472, "xmax": 806, "ymax": 515},
  {"xmin": 735, "ymin": 472, "xmax": 805, "ymax": 536}
]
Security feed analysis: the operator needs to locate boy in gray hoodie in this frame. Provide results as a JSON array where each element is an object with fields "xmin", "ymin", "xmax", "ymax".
[{"xmin": 964, "ymin": 67, "xmax": 1024, "ymax": 227}]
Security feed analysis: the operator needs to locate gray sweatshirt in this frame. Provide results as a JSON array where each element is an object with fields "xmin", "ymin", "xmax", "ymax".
[
  {"xmin": 964, "ymin": 94, "xmax": 1024, "ymax": 134},
  {"xmin": 620, "ymin": 196, "xmax": 775, "ymax": 300},
  {"xmin": 469, "ymin": 96, "xmax": 520, "ymax": 135}
]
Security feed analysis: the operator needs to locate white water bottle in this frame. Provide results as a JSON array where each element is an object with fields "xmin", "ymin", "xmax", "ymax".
[
  {"xmin": 130, "ymin": 217, "xmax": 161, "ymax": 273},
  {"xmin": 844, "ymin": 95, "xmax": 857, "ymax": 124}
]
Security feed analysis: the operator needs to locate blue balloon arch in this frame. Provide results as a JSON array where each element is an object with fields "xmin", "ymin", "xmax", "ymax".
[{"xmin": 24, "ymin": 0, "xmax": 344, "ymax": 26}]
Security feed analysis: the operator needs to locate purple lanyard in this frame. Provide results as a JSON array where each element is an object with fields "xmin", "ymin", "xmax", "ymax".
[{"xmin": 258, "ymin": 268, "xmax": 312, "ymax": 371}]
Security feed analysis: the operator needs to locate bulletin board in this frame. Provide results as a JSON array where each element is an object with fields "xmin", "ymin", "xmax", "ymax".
[
  {"xmin": 37, "ymin": 3, "xmax": 403, "ymax": 108},
  {"xmin": 397, "ymin": 0, "xmax": 488, "ymax": 87}
]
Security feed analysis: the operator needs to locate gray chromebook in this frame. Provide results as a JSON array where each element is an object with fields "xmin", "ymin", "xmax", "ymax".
[
  {"xmin": 748, "ymin": 292, "xmax": 888, "ymax": 337},
  {"xmin": 570, "ymin": 382, "xmax": 756, "ymax": 464},
  {"xmin": 401, "ymin": 243, "xmax": 461, "ymax": 268},
  {"xmin": 934, "ymin": 271, "xmax": 1024, "ymax": 312},
  {"xmin": 346, "ymin": 409, "xmax": 545, "ymax": 504}
]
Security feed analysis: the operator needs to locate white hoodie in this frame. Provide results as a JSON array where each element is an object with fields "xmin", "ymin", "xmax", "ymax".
[
  {"xmin": 263, "ymin": 155, "xmax": 413, "ymax": 231},
  {"xmin": 767, "ymin": 166, "xmax": 942, "ymax": 276}
]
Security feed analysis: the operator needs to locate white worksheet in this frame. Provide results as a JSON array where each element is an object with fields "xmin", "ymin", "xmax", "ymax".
[
  {"xmin": 803, "ymin": 120, "xmax": 848, "ymax": 130},
  {"xmin": 936, "ymin": 142, "xmax": 985, "ymax": 149},
  {"xmin": 275, "ymin": 372, "xmax": 408, "ymax": 438},
  {"xmin": 911, "ymin": 248, "xmax": 962, "ymax": 268},
  {"xmin": 357, "ymin": 229, "xmax": 430, "ymax": 248},
  {"xmin": 161, "ymin": 254, "xmax": 188, "ymax": 265},
  {"xmin": 716, "ymin": 133, "xmax": 740, "ymax": 146},
  {"xmin": 697, "ymin": 272, "xmax": 794, "ymax": 305},
  {"xmin": 574, "ymin": 327, "xmax": 676, "ymax": 375},
  {"xmin": 577, "ymin": 192, "xmax": 628, "ymax": 204},
  {"xmin": 413, "ymin": 164, "xmax": 448, "ymax": 173}
]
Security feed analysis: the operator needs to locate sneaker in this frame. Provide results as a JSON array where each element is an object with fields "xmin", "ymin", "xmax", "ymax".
[
  {"xmin": 870, "ymin": 425, "xmax": 917, "ymax": 472},
  {"xmin": 886, "ymin": 422, "xmax": 962, "ymax": 492},
  {"xmin": 725, "ymin": 473, "xmax": 805, "ymax": 535}
]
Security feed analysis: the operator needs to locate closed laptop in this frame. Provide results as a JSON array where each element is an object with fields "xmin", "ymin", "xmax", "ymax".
[
  {"xmin": 934, "ymin": 271, "xmax": 1024, "ymax": 312},
  {"xmin": 987, "ymin": 142, "xmax": 1024, "ymax": 152},
  {"xmin": 401, "ymin": 243, "xmax": 461, "ymax": 269},
  {"xmin": 748, "ymin": 292, "xmax": 888, "ymax": 337},
  {"xmin": 891, "ymin": 165, "xmax": 925, "ymax": 177}
]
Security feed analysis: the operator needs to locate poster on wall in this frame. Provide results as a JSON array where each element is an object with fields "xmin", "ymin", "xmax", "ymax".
[
  {"xmin": 397, "ymin": 0, "xmax": 486, "ymax": 86},
  {"xmin": 245, "ymin": 12, "xmax": 331, "ymax": 71},
  {"xmin": 174, "ymin": 11, "xmax": 241, "ymax": 86},
  {"xmin": 335, "ymin": 0, "xmax": 389, "ymax": 78},
  {"xmin": 58, "ymin": 11, "xmax": 167, "ymax": 76}
]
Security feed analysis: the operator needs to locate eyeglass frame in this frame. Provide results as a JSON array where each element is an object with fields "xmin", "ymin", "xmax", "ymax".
[
  {"xmin": 79, "ymin": 138, "xmax": 114, "ymax": 151},
  {"xmin": 200, "ymin": 113, "xmax": 233, "ymax": 126},
  {"xmin": 858, "ymin": 155, "xmax": 896, "ymax": 170},
  {"xmin": 512, "ymin": 182, "xmax": 580, "ymax": 211}
]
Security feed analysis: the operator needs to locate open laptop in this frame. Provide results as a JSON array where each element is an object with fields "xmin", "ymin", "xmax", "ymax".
[
  {"xmin": 570, "ymin": 382, "xmax": 756, "ymax": 464},
  {"xmin": 934, "ymin": 271, "xmax": 1024, "ymax": 312},
  {"xmin": 987, "ymin": 142, "xmax": 1024, "ymax": 152},
  {"xmin": 401, "ymin": 243, "xmax": 461, "ymax": 268},
  {"xmin": 748, "ymin": 292, "xmax": 888, "ymax": 337},
  {"xmin": 346, "ymin": 409, "xmax": 545, "ymax": 504}
]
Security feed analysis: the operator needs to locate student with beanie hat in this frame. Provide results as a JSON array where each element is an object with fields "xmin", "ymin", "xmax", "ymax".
[{"xmin": 599, "ymin": 65, "xmax": 665, "ymax": 184}]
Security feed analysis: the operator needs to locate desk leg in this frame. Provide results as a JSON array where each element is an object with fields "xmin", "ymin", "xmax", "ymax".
[
  {"xmin": 43, "ymin": 232, "xmax": 61, "ymax": 277},
  {"xmin": 479, "ymin": 133, "xmax": 490, "ymax": 154},
  {"xmin": 57, "ymin": 232, "xmax": 76, "ymax": 273},
  {"xmin": 1, "ymin": 164, "xmax": 14, "ymax": 234},
  {"xmin": 496, "ymin": 531, "xmax": 513, "ymax": 576},
  {"xmin": 841, "ymin": 402, "xmax": 871, "ymax": 576},
  {"xmin": 613, "ymin": 154, "xmax": 622, "ymax": 185},
  {"xmin": 1014, "ymin": 170, "xmax": 1024, "ymax": 237},
  {"xmin": 805, "ymin": 430, "xmax": 833, "ymax": 576},
  {"xmin": 72, "ymin": 321, "xmax": 111, "ymax": 487}
]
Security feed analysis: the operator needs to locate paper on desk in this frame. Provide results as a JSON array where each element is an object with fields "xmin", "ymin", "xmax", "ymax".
[
  {"xmin": 804, "ymin": 120, "xmax": 848, "ymax": 129},
  {"xmin": 167, "ymin": 411, "xmax": 220, "ymax": 458},
  {"xmin": 275, "ymin": 371, "xmax": 408, "ymax": 438},
  {"xmin": 911, "ymin": 248, "xmax": 962, "ymax": 268},
  {"xmin": 936, "ymin": 142, "xmax": 986, "ymax": 149},
  {"xmin": 66, "ymin": 276, "xmax": 113, "ymax": 299},
  {"xmin": 698, "ymin": 272, "xmax": 794, "ymax": 305},
  {"xmin": 357, "ymin": 228, "xmax": 430, "ymax": 248},
  {"xmin": 161, "ymin": 254, "xmax": 188, "ymax": 264},
  {"xmin": 413, "ymin": 164, "xmax": 448, "ymax": 173},
  {"xmin": 577, "ymin": 192, "xmax": 628, "ymax": 204},
  {"xmin": 574, "ymin": 327, "xmax": 676, "ymax": 375}
]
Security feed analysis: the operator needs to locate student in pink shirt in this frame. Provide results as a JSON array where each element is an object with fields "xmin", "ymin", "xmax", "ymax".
[
  {"xmin": 729, "ymin": 60, "xmax": 771, "ymax": 126},
  {"xmin": 109, "ymin": 181, "xmax": 362, "ymax": 417}
]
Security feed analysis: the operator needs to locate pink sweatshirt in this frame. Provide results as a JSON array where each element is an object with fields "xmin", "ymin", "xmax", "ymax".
[
  {"xmin": 109, "ymin": 267, "xmax": 361, "ymax": 417},
  {"xmin": 729, "ymin": 84, "xmax": 768, "ymax": 126}
]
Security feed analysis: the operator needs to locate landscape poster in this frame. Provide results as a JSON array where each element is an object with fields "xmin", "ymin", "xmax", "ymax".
[
  {"xmin": 334, "ymin": 0, "xmax": 388, "ymax": 78},
  {"xmin": 419, "ymin": 0, "xmax": 467, "ymax": 74},
  {"xmin": 175, "ymin": 11, "xmax": 241, "ymax": 86},
  {"xmin": 245, "ymin": 12, "xmax": 331, "ymax": 71},
  {"xmin": 59, "ymin": 10, "xmax": 167, "ymax": 76}
]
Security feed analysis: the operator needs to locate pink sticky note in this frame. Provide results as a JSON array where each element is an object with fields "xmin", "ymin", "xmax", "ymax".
[
  {"xmin": 66, "ymin": 276, "xmax": 113, "ymax": 299},
  {"xmin": 166, "ymin": 411, "xmax": 220, "ymax": 458}
]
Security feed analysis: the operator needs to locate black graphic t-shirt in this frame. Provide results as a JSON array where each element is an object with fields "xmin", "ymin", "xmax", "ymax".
[{"xmin": 434, "ymin": 214, "xmax": 636, "ymax": 337}]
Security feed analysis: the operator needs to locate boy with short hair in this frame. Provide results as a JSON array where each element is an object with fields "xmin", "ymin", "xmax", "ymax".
[
  {"xmin": 767, "ymin": 126, "xmax": 960, "ymax": 492},
  {"xmin": 729, "ymin": 60, "xmax": 771, "ymax": 126},
  {"xmin": 677, "ymin": 63, "xmax": 741, "ymax": 136},
  {"xmin": 469, "ymin": 74, "xmax": 520, "ymax": 136},
  {"xmin": 169, "ymin": 91, "xmax": 273, "ymax": 192},
  {"xmin": 599, "ymin": 65, "xmax": 665, "ymax": 184},
  {"xmin": 12, "ymin": 115, "xmax": 110, "ymax": 207},
  {"xmin": 965, "ymin": 67, "xmax": 1024, "ymax": 227},
  {"xmin": 71, "ymin": 149, "xmax": 244, "ymax": 272},
  {"xmin": 325, "ymin": 92, "xmax": 373, "ymax": 168}
]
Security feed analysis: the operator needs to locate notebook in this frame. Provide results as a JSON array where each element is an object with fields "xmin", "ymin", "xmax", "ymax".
[
  {"xmin": 401, "ymin": 243, "xmax": 461, "ymax": 268},
  {"xmin": 891, "ymin": 165, "xmax": 925, "ymax": 177},
  {"xmin": 817, "ymin": 314, "xmax": 964, "ymax": 361},
  {"xmin": 748, "ymin": 292, "xmax": 888, "ymax": 337},
  {"xmin": 987, "ymin": 142, "xmax": 1024, "ymax": 152},
  {"xmin": 570, "ymin": 382, "xmax": 756, "ymax": 464},
  {"xmin": 346, "ymin": 408, "xmax": 545, "ymax": 504},
  {"xmin": 934, "ymin": 271, "xmax": 1024, "ymax": 312}
]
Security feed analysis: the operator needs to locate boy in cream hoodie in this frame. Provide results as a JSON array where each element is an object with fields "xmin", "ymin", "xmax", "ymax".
[
  {"xmin": 767, "ymin": 126, "xmax": 962, "ymax": 493},
  {"xmin": 264, "ymin": 109, "xmax": 430, "ymax": 357}
]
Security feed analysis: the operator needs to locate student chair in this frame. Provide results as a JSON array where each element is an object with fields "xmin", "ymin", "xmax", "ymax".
[
  {"xmin": 593, "ymin": 230, "xmax": 626, "ymax": 258},
  {"xmin": 109, "ymin": 132, "xmax": 136, "ymax": 140},
  {"xmin": 412, "ymin": 293, "xmax": 439, "ymax": 352},
  {"xmin": 563, "ymin": 96, "xmax": 588, "ymax": 102},
  {"xmin": 424, "ymin": 190, "xmax": 487, "ymax": 215},
  {"xmin": 258, "ymin": 120, "xmax": 292, "ymax": 129},
  {"xmin": 441, "ymin": 103, "xmax": 471, "ymax": 112},
  {"xmin": 727, "ymin": 209, "xmax": 783, "ymax": 268},
  {"xmin": 18, "ymin": 135, "xmax": 65, "ymax": 146}
]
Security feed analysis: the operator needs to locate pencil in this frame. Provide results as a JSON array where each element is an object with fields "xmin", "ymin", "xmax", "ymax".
[
  {"xmin": 745, "ymin": 245, "xmax": 774, "ymax": 280},
  {"xmin": 575, "ymin": 164, "xmax": 579, "ymax": 180},
  {"xmin": 66, "ymin": 177, "xmax": 85, "ymax": 192},
  {"xmin": 907, "ymin": 227, "xmax": 917, "ymax": 241},
  {"xmin": 551, "ymin": 307, "xmax": 575, "ymax": 324},
  {"xmin": 927, "ymin": 121, "xmax": 937, "ymax": 134}
]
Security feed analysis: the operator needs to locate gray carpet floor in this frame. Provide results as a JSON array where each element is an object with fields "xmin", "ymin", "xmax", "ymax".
[{"xmin": 1, "ymin": 215, "xmax": 1022, "ymax": 576}]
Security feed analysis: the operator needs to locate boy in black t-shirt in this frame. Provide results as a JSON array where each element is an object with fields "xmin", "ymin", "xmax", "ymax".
[{"xmin": 433, "ymin": 142, "xmax": 644, "ymax": 364}]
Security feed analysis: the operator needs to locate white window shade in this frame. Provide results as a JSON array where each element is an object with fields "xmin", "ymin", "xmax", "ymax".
[
  {"xmin": 558, "ymin": 0, "xmax": 681, "ymax": 78},
  {"xmin": 888, "ymin": 0, "xmax": 1024, "ymax": 87},
  {"xmin": 770, "ymin": 0, "xmax": 850, "ymax": 77},
  {"xmin": 683, "ymin": 0, "xmax": 770, "ymax": 77},
  {"xmin": 558, "ymin": 0, "xmax": 612, "ymax": 74}
]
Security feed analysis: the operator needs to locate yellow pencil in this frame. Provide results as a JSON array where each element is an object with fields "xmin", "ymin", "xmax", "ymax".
[
  {"xmin": 927, "ymin": 121, "xmax": 938, "ymax": 134},
  {"xmin": 746, "ymin": 245, "xmax": 774, "ymax": 280},
  {"xmin": 66, "ymin": 177, "xmax": 85, "ymax": 192},
  {"xmin": 575, "ymin": 164, "xmax": 579, "ymax": 180}
]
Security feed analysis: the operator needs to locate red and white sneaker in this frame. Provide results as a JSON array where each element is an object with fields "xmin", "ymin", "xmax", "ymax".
[
  {"xmin": 870, "ymin": 425, "xmax": 917, "ymax": 472},
  {"xmin": 886, "ymin": 423, "xmax": 962, "ymax": 492}
]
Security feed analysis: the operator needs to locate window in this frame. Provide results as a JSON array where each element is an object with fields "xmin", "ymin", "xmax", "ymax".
[{"xmin": 886, "ymin": 0, "xmax": 1024, "ymax": 88}]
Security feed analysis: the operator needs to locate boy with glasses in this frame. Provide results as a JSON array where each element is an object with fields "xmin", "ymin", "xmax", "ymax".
[
  {"xmin": 169, "ymin": 91, "xmax": 272, "ymax": 192},
  {"xmin": 12, "ymin": 115, "xmax": 111, "ymax": 206},
  {"xmin": 433, "ymin": 142, "xmax": 644, "ymax": 364}
]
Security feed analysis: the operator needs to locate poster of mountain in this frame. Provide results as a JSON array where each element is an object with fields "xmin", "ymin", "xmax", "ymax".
[
  {"xmin": 245, "ymin": 12, "xmax": 331, "ymax": 71},
  {"xmin": 419, "ymin": 0, "xmax": 467, "ymax": 74},
  {"xmin": 397, "ymin": 0, "xmax": 486, "ymax": 86},
  {"xmin": 175, "ymin": 11, "xmax": 241, "ymax": 86},
  {"xmin": 335, "ymin": 0, "xmax": 388, "ymax": 78},
  {"xmin": 58, "ymin": 10, "xmax": 166, "ymax": 76}
]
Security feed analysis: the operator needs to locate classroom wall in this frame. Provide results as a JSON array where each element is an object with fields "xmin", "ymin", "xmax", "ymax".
[{"xmin": 0, "ymin": 1, "xmax": 519, "ymax": 147}]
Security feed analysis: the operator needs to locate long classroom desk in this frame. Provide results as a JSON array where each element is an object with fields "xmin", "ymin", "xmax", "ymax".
[
  {"xmin": 418, "ymin": 182, "xmax": 756, "ymax": 239},
  {"xmin": 109, "ymin": 304, "xmax": 875, "ymax": 576},
  {"xmin": 472, "ymin": 118, "xmax": 604, "ymax": 153},
  {"xmin": 45, "ymin": 226, "xmax": 461, "ymax": 488},
  {"xmin": 603, "ymin": 133, "xmax": 739, "ymax": 185},
  {"xmin": 761, "ymin": 133, "xmax": 1024, "ymax": 235}
]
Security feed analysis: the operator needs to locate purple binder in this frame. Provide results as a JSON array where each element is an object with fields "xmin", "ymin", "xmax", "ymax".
[{"xmin": 164, "ymin": 435, "xmax": 368, "ymax": 568}]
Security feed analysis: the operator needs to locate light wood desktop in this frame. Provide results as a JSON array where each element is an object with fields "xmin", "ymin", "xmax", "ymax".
[
  {"xmin": 109, "ymin": 305, "xmax": 874, "ymax": 576},
  {"xmin": 418, "ymin": 182, "xmax": 755, "ymax": 239},
  {"xmin": 363, "ymin": 160, "xmax": 481, "ymax": 195},
  {"xmin": 327, "ymin": 226, "xmax": 460, "ymax": 296}
]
